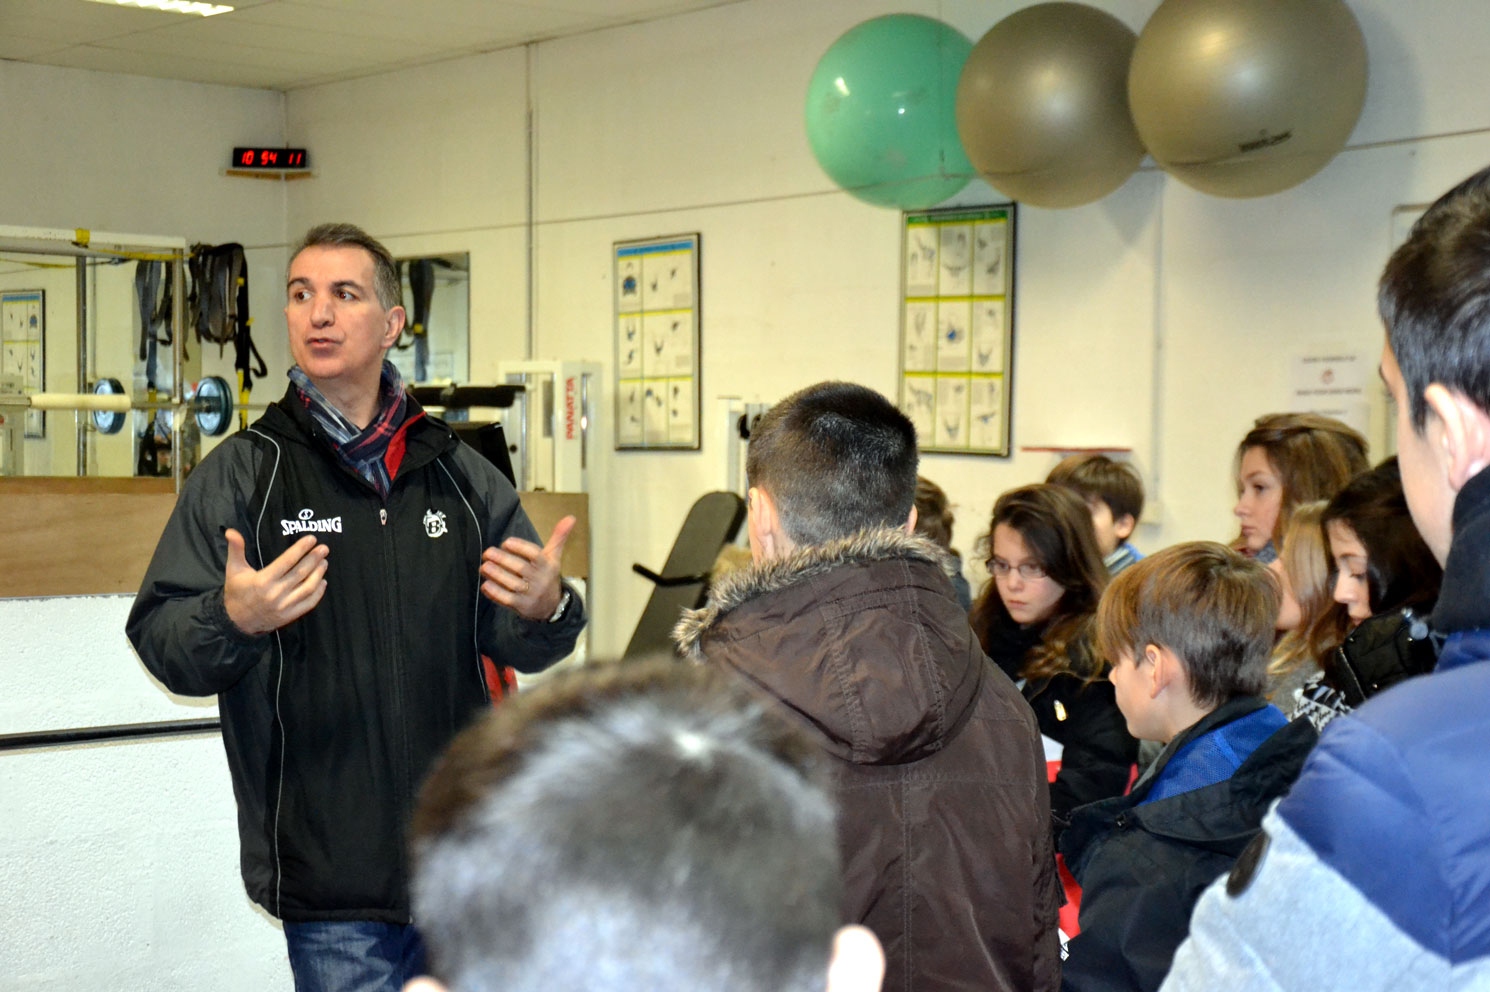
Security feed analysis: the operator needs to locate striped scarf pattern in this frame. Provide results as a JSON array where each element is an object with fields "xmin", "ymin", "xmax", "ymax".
[{"xmin": 289, "ymin": 360, "xmax": 408, "ymax": 498}]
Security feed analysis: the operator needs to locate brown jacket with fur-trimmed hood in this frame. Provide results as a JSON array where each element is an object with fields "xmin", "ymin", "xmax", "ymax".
[{"xmin": 675, "ymin": 528, "xmax": 1061, "ymax": 992}]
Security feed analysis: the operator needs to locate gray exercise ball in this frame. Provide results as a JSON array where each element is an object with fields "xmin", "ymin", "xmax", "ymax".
[
  {"xmin": 956, "ymin": 3, "xmax": 1145, "ymax": 208},
  {"xmin": 1129, "ymin": 0, "xmax": 1367, "ymax": 198}
]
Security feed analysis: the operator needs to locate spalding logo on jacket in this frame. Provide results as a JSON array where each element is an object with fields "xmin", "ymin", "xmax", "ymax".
[{"xmin": 281, "ymin": 507, "xmax": 343, "ymax": 536}]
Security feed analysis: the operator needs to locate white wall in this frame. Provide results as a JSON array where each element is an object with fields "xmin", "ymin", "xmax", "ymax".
[
  {"xmin": 0, "ymin": 597, "xmax": 291, "ymax": 990},
  {"xmin": 283, "ymin": 0, "xmax": 1490, "ymax": 654}
]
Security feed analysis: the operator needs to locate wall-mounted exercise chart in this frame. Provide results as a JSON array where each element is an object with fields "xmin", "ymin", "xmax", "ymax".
[
  {"xmin": 614, "ymin": 234, "xmax": 701, "ymax": 450},
  {"xmin": 899, "ymin": 205, "xmax": 1015, "ymax": 456},
  {"xmin": 1, "ymin": 290, "xmax": 45, "ymax": 438}
]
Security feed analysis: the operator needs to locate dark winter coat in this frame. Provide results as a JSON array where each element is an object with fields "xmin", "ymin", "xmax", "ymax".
[
  {"xmin": 1058, "ymin": 696, "xmax": 1318, "ymax": 992},
  {"xmin": 982, "ymin": 617, "xmax": 1139, "ymax": 830},
  {"xmin": 675, "ymin": 529, "xmax": 1061, "ymax": 992},
  {"xmin": 127, "ymin": 386, "xmax": 584, "ymax": 923}
]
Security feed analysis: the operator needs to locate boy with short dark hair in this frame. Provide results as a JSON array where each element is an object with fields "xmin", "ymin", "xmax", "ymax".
[
  {"xmin": 1047, "ymin": 454, "xmax": 1145, "ymax": 575},
  {"xmin": 675, "ymin": 381, "xmax": 1060, "ymax": 992},
  {"xmin": 1058, "ymin": 542, "xmax": 1317, "ymax": 992}
]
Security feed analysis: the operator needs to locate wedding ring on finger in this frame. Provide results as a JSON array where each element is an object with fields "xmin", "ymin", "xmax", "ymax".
[{"xmin": 521, "ymin": 580, "xmax": 530, "ymax": 594}]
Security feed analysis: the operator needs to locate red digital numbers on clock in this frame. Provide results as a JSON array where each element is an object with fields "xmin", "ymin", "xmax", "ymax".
[{"xmin": 231, "ymin": 147, "xmax": 310, "ymax": 170}]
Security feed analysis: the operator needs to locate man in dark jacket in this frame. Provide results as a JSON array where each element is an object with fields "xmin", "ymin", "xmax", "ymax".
[
  {"xmin": 1162, "ymin": 167, "xmax": 1490, "ymax": 990},
  {"xmin": 127, "ymin": 223, "xmax": 584, "ymax": 992},
  {"xmin": 675, "ymin": 381, "xmax": 1060, "ymax": 992},
  {"xmin": 1059, "ymin": 543, "xmax": 1316, "ymax": 992}
]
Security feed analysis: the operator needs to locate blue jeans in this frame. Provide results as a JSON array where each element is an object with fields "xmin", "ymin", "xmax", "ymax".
[{"xmin": 283, "ymin": 921, "xmax": 428, "ymax": 992}]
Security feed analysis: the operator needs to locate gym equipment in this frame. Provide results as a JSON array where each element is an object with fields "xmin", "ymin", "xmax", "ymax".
[
  {"xmin": 722, "ymin": 398, "xmax": 770, "ymax": 495},
  {"xmin": 500, "ymin": 360, "xmax": 601, "ymax": 492},
  {"xmin": 1128, "ymin": 0, "xmax": 1367, "ymax": 198},
  {"xmin": 804, "ymin": 14, "xmax": 974, "ymax": 209},
  {"xmin": 189, "ymin": 243, "xmax": 263, "ymax": 432},
  {"xmin": 408, "ymin": 383, "xmax": 523, "ymax": 487},
  {"xmin": 135, "ymin": 259, "xmax": 175, "ymax": 389},
  {"xmin": 2, "ymin": 375, "xmax": 242, "ymax": 438},
  {"xmin": 956, "ymin": 3, "xmax": 1144, "ymax": 208},
  {"xmin": 0, "ymin": 224, "xmax": 193, "ymax": 483},
  {"xmin": 624, "ymin": 491, "xmax": 747, "ymax": 659},
  {"xmin": 402, "ymin": 258, "xmax": 435, "ymax": 383}
]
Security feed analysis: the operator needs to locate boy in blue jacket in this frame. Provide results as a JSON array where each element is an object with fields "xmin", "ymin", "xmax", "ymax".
[{"xmin": 1059, "ymin": 542, "xmax": 1317, "ymax": 992}]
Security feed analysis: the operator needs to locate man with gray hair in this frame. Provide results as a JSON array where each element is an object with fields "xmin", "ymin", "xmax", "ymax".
[
  {"xmin": 675, "ymin": 380, "xmax": 1060, "ymax": 992},
  {"xmin": 129, "ymin": 223, "xmax": 584, "ymax": 991}
]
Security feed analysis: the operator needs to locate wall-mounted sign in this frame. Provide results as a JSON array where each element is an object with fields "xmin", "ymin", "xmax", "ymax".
[
  {"xmin": 1, "ymin": 290, "xmax": 45, "ymax": 438},
  {"xmin": 899, "ymin": 204, "xmax": 1016, "ymax": 456},
  {"xmin": 613, "ymin": 233, "xmax": 701, "ymax": 451}
]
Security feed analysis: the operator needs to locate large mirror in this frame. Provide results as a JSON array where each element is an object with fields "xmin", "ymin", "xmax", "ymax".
[
  {"xmin": 0, "ymin": 245, "xmax": 180, "ymax": 479},
  {"xmin": 388, "ymin": 252, "xmax": 469, "ymax": 386},
  {"xmin": 0, "ymin": 241, "xmax": 474, "ymax": 481}
]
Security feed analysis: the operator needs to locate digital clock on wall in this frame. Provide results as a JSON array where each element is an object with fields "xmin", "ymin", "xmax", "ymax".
[{"xmin": 231, "ymin": 147, "xmax": 309, "ymax": 170}]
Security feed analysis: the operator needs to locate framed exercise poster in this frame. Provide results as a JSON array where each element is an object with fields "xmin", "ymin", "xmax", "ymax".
[
  {"xmin": 614, "ymin": 233, "xmax": 701, "ymax": 450},
  {"xmin": 1, "ymin": 290, "xmax": 45, "ymax": 438},
  {"xmin": 899, "ymin": 205, "xmax": 1015, "ymax": 456}
]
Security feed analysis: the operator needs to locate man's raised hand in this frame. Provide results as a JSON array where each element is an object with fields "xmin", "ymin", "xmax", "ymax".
[
  {"xmin": 479, "ymin": 515, "xmax": 576, "ymax": 621},
  {"xmin": 223, "ymin": 528, "xmax": 329, "ymax": 636}
]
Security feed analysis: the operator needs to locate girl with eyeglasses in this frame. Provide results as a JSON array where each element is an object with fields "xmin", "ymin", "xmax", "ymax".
[{"xmin": 970, "ymin": 484, "xmax": 1139, "ymax": 833}]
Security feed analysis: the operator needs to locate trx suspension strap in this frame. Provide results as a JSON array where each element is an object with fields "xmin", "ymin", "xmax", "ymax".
[
  {"xmin": 403, "ymin": 258, "xmax": 435, "ymax": 382},
  {"xmin": 134, "ymin": 260, "xmax": 175, "ymax": 477},
  {"xmin": 134, "ymin": 260, "xmax": 174, "ymax": 390},
  {"xmin": 189, "ymin": 243, "xmax": 263, "ymax": 430}
]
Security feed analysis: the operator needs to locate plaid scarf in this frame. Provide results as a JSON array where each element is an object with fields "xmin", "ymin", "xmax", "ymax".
[{"xmin": 289, "ymin": 361, "xmax": 409, "ymax": 498}]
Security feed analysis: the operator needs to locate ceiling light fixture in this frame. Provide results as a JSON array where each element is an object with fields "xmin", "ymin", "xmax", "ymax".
[{"xmin": 81, "ymin": 0, "xmax": 235, "ymax": 16}]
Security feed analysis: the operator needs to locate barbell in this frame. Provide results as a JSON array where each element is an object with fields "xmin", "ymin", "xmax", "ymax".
[
  {"xmin": 0, "ymin": 375, "xmax": 241, "ymax": 436},
  {"xmin": 1, "ymin": 378, "xmax": 516, "ymax": 438}
]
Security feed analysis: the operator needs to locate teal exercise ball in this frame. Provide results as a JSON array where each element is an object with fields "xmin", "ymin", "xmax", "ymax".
[
  {"xmin": 956, "ymin": 3, "xmax": 1144, "ymax": 208},
  {"xmin": 1129, "ymin": 0, "xmax": 1367, "ymax": 198},
  {"xmin": 805, "ymin": 14, "xmax": 974, "ymax": 209}
]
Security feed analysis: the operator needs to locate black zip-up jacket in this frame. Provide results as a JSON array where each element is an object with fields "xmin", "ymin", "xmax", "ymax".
[
  {"xmin": 981, "ymin": 617, "xmax": 1140, "ymax": 830},
  {"xmin": 1057, "ymin": 697, "xmax": 1318, "ymax": 992},
  {"xmin": 126, "ymin": 386, "xmax": 585, "ymax": 923}
]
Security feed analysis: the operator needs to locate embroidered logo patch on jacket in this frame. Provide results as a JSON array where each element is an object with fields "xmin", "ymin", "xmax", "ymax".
[
  {"xmin": 281, "ymin": 507, "xmax": 343, "ymax": 536},
  {"xmin": 424, "ymin": 509, "xmax": 448, "ymax": 538}
]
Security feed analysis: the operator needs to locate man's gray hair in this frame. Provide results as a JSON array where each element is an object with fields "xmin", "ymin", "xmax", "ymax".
[{"xmin": 290, "ymin": 222, "xmax": 402, "ymax": 311}]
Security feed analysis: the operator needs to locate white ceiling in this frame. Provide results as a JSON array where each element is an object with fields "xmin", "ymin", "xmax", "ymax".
[{"xmin": 0, "ymin": 0, "xmax": 745, "ymax": 90}]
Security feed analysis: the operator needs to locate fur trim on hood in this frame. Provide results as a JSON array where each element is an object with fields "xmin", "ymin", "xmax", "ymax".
[{"xmin": 673, "ymin": 527, "xmax": 955, "ymax": 660}]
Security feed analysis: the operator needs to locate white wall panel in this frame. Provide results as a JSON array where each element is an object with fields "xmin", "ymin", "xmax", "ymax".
[{"xmin": 0, "ymin": 597, "xmax": 288, "ymax": 991}]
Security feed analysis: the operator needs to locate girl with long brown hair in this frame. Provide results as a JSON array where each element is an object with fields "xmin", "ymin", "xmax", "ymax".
[
  {"xmin": 971, "ymin": 484, "xmax": 1138, "ymax": 830},
  {"xmin": 1233, "ymin": 412, "xmax": 1370, "ymax": 563}
]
